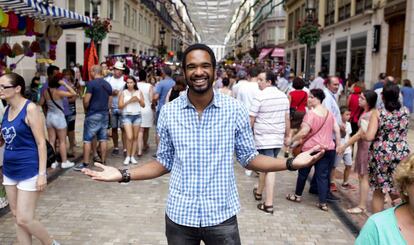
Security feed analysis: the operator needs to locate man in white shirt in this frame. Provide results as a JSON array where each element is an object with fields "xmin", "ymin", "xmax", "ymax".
[
  {"xmin": 250, "ymin": 71, "xmax": 290, "ymax": 213},
  {"xmin": 231, "ymin": 70, "xmax": 249, "ymax": 98},
  {"xmin": 106, "ymin": 61, "xmax": 126, "ymax": 155},
  {"xmin": 236, "ymin": 67, "xmax": 261, "ymax": 176},
  {"xmin": 310, "ymin": 72, "xmax": 326, "ymax": 90},
  {"xmin": 236, "ymin": 67, "xmax": 260, "ymax": 111},
  {"xmin": 277, "ymin": 72, "xmax": 289, "ymax": 93}
]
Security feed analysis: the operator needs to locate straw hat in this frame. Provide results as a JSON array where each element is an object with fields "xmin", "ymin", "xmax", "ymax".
[
  {"xmin": 46, "ymin": 24, "xmax": 63, "ymax": 42},
  {"xmin": 12, "ymin": 43, "xmax": 24, "ymax": 56},
  {"xmin": 34, "ymin": 20, "xmax": 47, "ymax": 35},
  {"xmin": 113, "ymin": 61, "xmax": 125, "ymax": 70}
]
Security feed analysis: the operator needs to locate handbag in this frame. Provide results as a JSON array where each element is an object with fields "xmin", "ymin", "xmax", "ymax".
[
  {"xmin": 292, "ymin": 111, "xmax": 329, "ymax": 156},
  {"xmin": 46, "ymin": 140, "xmax": 56, "ymax": 168}
]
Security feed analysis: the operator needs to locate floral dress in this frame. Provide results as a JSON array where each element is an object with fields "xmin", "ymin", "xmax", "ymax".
[{"xmin": 369, "ymin": 108, "xmax": 410, "ymax": 194}]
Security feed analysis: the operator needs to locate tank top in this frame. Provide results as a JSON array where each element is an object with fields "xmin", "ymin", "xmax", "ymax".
[
  {"xmin": 122, "ymin": 89, "xmax": 141, "ymax": 115},
  {"xmin": 1, "ymin": 100, "xmax": 39, "ymax": 180}
]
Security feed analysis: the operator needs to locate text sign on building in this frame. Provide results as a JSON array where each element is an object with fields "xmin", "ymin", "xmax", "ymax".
[{"xmin": 372, "ymin": 25, "xmax": 381, "ymax": 53}]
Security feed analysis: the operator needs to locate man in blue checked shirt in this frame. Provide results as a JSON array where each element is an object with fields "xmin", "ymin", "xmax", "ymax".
[{"xmin": 83, "ymin": 44, "xmax": 324, "ymax": 245}]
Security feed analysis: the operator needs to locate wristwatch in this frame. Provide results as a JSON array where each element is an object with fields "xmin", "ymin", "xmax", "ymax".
[
  {"xmin": 286, "ymin": 157, "xmax": 297, "ymax": 171},
  {"xmin": 118, "ymin": 169, "xmax": 131, "ymax": 183}
]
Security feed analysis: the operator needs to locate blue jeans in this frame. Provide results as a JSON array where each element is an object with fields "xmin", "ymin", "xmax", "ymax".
[
  {"xmin": 83, "ymin": 112, "xmax": 109, "ymax": 142},
  {"xmin": 165, "ymin": 215, "xmax": 241, "ymax": 245},
  {"xmin": 294, "ymin": 150, "xmax": 336, "ymax": 204},
  {"xmin": 258, "ymin": 148, "xmax": 281, "ymax": 158}
]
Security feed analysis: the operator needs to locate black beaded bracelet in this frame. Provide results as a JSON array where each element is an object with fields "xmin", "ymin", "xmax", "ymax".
[{"xmin": 286, "ymin": 157, "xmax": 297, "ymax": 171}]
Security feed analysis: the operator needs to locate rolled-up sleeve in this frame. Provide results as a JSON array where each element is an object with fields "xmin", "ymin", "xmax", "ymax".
[
  {"xmin": 156, "ymin": 108, "xmax": 175, "ymax": 171},
  {"xmin": 234, "ymin": 105, "xmax": 258, "ymax": 167}
]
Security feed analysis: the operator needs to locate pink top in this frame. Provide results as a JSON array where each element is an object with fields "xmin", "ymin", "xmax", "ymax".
[{"xmin": 301, "ymin": 110, "xmax": 336, "ymax": 151}]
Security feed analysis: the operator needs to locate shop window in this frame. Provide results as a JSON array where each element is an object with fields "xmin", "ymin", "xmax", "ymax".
[
  {"xmin": 336, "ymin": 40, "xmax": 347, "ymax": 79},
  {"xmin": 351, "ymin": 36, "xmax": 367, "ymax": 80},
  {"xmin": 321, "ymin": 44, "xmax": 331, "ymax": 75}
]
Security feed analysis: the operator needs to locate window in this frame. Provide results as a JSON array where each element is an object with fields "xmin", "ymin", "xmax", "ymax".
[
  {"xmin": 338, "ymin": 0, "xmax": 351, "ymax": 21},
  {"xmin": 139, "ymin": 14, "xmax": 143, "ymax": 33},
  {"xmin": 85, "ymin": 0, "xmax": 91, "ymax": 16},
  {"xmin": 321, "ymin": 44, "xmax": 331, "ymax": 75},
  {"xmin": 68, "ymin": 0, "xmax": 75, "ymax": 12},
  {"xmin": 356, "ymin": 0, "xmax": 373, "ymax": 15},
  {"xmin": 132, "ymin": 9, "xmax": 137, "ymax": 30},
  {"xmin": 124, "ymin": 3, "xmax": 130, "ymax": 27},
  {"xmin": 108, "ymin": 0, "xmax": 115, "ymax": 20},
  {"xmin": 288, "ymin": 13, "xmax": 294, "ymax": 40},
  {"xmin": 325, "ymin": 0, "xmax": 335, "ymax": 26}
]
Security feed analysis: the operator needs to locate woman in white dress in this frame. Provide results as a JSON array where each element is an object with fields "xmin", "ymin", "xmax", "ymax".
[{"xmin": 137, "ymin": 70, "xmax": 154, "ymax": 155}]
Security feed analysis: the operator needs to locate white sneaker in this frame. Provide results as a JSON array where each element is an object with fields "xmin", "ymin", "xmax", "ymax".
[
  {"xmin": 245, "ymin": 170, "xmax": 252, "ymax": 176},
  {"xmin": 51, "ymin": 161, "xmax": 59, "ymax": 169},
  {"xmin": 0, "ymin": 197, "xmax": 8, "ymax": 209},
  {"xmin": 123, "ymin": 156, "xmax": 131, "ymax": 165},
  {"xmin": 130, "ymin": 156, "xmax": 138, "ymax": 164},
  {"xmin": 61, "ymin": 161, "xmax": 75, "ymax": 169}
]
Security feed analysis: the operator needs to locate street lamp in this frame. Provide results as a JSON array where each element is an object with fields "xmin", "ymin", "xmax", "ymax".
[
  {"xmin": 305, "ymin": 0, "xmax": 315, "ymax": 82},
  {"xmin": 91, "ymin": 0, "xmax": 101, "ymax": 18},
  {"xmin": 159, "ymin": 27, "xmax": 166, "ymax": 47}
]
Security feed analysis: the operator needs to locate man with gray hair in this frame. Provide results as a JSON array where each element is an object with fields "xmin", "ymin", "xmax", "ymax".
[{"xmin": 74, "ymin": 65, "xmax": 112, "ymax": 171}]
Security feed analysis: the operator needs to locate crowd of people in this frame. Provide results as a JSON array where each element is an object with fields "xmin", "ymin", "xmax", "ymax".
[{"xmin": 0, "ymin": 42, "xmax": 413, "ymax": 244}]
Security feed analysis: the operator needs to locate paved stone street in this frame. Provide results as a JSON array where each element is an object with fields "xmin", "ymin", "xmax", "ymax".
[{"xmin": 0, "ymin": 100, "xmax": 356, "ymax": 244}]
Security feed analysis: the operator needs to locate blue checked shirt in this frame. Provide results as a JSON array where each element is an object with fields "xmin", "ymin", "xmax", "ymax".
[{"xmin": 157, "ymin": 91, "xmax": 258, "ymax": 227}]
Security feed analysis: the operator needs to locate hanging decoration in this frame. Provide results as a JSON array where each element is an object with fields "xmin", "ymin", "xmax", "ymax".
[
  {"xmin": 296, "ymin": 20, "xmax": 322, "ymax": 47},
  {"xmin": 84, "ymin": 17, "xmax": 111, "ymax": 42}
]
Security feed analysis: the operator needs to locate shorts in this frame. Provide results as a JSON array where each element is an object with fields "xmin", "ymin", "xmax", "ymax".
[
  {"xmin": 83, "ymin": 112, "xmax": 109, "ymax": 142},
  {"xmin": 122, "ymin": 114, "xmax": 142, "ymax": 126},
  {"xmin": 65, "ymin": 114, "xmax": 76, "ymax": 132},
  {"xmin": 111, "ymin": 109, "xmax": 123, "ymax": 129},
  {"xmin": 258, "ymin": 148, "xmax": 281, "ymax": 158},
  {"xmin": 3, "ymin": 175, "xmax": 38, "ymax": 192},
  {"xmin": 334, "ymin": 152, "xmax": 352, "ymax": 167},
  {"xmin": 46, "ymin": 112, "xmax": 67, "ymax": 129}
]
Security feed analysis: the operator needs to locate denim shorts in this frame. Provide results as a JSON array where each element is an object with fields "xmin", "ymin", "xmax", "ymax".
[
  {"xmin": 83, "ymin": 112, "xmax": 109, "ymax": 142},
  {"xmin": 111, "ymin": 109, "xmax": 123, "ymax": 129},
  {"xmin": 122, "ymin": 114, "xmax": 142, "ymax": 126},
  {"xmin": 258, "ymin": 148, "xmax": 281, "ymax": 158}
]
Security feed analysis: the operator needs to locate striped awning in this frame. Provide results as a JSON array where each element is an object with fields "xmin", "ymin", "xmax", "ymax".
[{"xmin": 0, "ymin": 0, "xmax": 91, "ymax": 28}]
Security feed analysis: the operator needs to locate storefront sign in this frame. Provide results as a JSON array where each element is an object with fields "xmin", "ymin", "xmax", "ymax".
[{"xmin": 372, "ymin": 25, "xmax": 381, "ymax": 53}]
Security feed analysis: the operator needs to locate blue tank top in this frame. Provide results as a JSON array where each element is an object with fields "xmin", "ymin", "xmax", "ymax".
[{"xmin": 1, "ymin": 100, "xmax": 39, "ymax": 180}]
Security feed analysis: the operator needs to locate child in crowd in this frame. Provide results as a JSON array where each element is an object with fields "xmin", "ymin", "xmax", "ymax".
[{"xmin": 331, "ymin": 107, "xmax": 355, "ymax": 191}]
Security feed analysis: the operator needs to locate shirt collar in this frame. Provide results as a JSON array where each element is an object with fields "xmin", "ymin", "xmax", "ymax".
[{"xmin": 179, "ymin": 89, "xmax": 223, "ymax": 109}]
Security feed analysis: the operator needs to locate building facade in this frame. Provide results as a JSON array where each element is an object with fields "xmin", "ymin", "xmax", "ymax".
[
  {"xmin": 284, "ymin": 0, "xmax": 414, "ymax": 87},
  {"xmin": 9, "ymin": 0, "xmax": 196, "ymax": 81}
]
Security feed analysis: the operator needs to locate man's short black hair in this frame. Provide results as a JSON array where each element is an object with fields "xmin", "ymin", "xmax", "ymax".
[
  {"xmin": 182, "ymin": 43, "xmax": 216, "ymax": 72},
  {"xmin": 265, "ymin": 71, "xmax": 276, "ymax": 86}
]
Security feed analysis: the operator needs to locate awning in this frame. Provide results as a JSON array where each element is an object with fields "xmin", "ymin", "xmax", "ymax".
[
  {"xmin": 0, "ymin": 0, "xmax": 91, "ymax": 28},
  {"xmin": 271, "ymin": 48, "xmax": 285, "ymax": 57},
  {"xmin": 258, "ymin": 48, "xmax": 273, "ymax": 60}
]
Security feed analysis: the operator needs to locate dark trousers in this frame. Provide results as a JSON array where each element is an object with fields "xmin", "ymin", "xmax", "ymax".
[
  {"xmin": 294, "ymin": 150, "xmax": 336, "ymax": 203},
  {"xmin": 165, "ymin": 215, "xmax": 241, "ymax": 245}
]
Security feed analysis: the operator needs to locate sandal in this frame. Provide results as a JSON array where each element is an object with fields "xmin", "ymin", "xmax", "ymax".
[
  {"xmin": 347, "ymin": 206, "xmax": 366, "ymax": 214},
  {"xmin": 317, "ymin": 203, "xmax": 328, "ymax": 211},
  {"xmin": 257, "ymin": 203, "xmax": 273, "ymax": 214},
  {"xmin": 253, "ymin": 187, "xmax": 262, "ymax": 201},
  {"xmin": 286, "ymin": 193, "xmax": 301, "ymax": 203}
]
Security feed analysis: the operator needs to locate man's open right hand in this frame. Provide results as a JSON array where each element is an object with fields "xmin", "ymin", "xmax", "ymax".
[{"xmin": 82, "ymin": 162, "xmax": 122, "ymax": 182}]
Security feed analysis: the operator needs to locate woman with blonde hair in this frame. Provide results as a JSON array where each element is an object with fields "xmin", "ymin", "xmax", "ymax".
[{"xmin": 356, "ymin": 154, "xmax": 414, "ymax": 244}]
